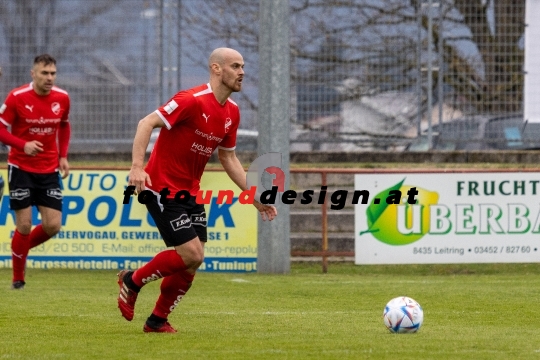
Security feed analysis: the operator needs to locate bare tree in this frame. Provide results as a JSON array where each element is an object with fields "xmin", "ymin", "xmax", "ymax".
[
  {"xmin": 182, "ymin": 0, "xmax": 260, "ymax": 112},
  {"xmin": 438, "ymin": 0, "xmax": 525, "ymax": 113},
  {"xmin": 182, "ymin": 0, "xmax": 526, "ymax": 120},
  {"xmin": 0, "ymin": 0, "xmax": 159, "ymax": 146},
  {"xmin": 0, "ymin": 0, "xmax": 131, "ymax": 86}
]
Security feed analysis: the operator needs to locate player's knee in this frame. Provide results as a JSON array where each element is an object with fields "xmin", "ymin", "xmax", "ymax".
[
  {"xmin": 17, "ymin": 224, "xmax": 32, "ymax": 235},
  {"xmin": 176, "ymin": 249, "xmax": 204, "ymax": 269},
  {"xmin": 191, "ymin": 254, "xmax": 204, "ymax": 269},
  {"xmin": 185, "ymin": 254, "xmax": 204, "ymax": 269},
  {"xmin": 42, "ymin": 222, "xmax": 61, "ymax": 236}
]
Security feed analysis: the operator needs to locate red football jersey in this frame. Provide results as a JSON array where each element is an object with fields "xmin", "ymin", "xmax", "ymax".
[
  {"xmin": 145, "ymin": 83, "xmax": 240, "ymax": 196},
  {"xmin": 0, "ymin": 83, "xmax": 70, "ymax": 173}
]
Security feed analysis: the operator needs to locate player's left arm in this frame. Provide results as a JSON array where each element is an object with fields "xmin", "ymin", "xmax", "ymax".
[
  {"xmin": 58, "ymin": 121, "xmax": 70, "ymax": 178},
  {"xmin": 218, "ymin": 148, "xmax": 277, "ymax": 221},
  {"xmin": 57, "ymin": 96, "xmax": 71, "ymax": 179}
]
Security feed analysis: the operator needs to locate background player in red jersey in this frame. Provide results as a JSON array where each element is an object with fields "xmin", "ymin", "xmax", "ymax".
[
  {"xmin": 0, "ymin": 54, "xmax": 71, "ymax": 290},
  {"xmin": 0, "ymin": 65, "xmax": 4, "ymax": 200},
  {"xmin": 117, "ymin": 47, "xmax": 277, "ymax": 333}
]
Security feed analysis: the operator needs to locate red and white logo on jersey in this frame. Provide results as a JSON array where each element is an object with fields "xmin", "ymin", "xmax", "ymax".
[
  {"xmin": 164, "ymin": 100, "xmax": 178, "ymax": 114},
  {"xmin": 51, "ymin": 102, "xmax": 60, "ymax": 115},
  {"xmin": 225, "ymin": 118, "xmax": 232, "ymax": 133}
]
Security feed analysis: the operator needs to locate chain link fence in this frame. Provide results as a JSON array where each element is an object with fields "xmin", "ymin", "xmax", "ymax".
[{"xmin": 0, "ymin": 0, "xmax": 529, "ymax": 152}]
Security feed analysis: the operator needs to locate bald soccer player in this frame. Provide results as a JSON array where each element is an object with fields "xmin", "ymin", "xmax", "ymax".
[{"xmin": 117, "ymin": 48, "xmax": 277, "ymax": 333}]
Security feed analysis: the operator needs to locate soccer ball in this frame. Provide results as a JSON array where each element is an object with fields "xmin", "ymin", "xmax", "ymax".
[{"xmin": 383, "ymin": 296, "xmax": 423, "ymax": 333}]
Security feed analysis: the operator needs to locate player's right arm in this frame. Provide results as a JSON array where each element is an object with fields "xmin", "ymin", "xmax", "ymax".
[
  {"xmin": 129, "ymin": 112, "xmax": 165, "ymax": 193},
  {"xmin": 0, "ymin": 92, "xmax": 43, "ymax": 156},
  {"xmin": 0, "ymin": 126, "xmax": 43, "ymax": 156}
]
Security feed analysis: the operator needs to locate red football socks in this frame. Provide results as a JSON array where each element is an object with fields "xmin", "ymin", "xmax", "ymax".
[
  {"xmin": 29, "ymin": 225, "xmax": 51, "ymax": 249},
  {"xmin": 152, "ymin": 270, "xmax": 195, "ymax": 318},
  {"xmin": 131, "ymin": 249, "xmax": 188, "ymax": 288},
  {"xmin": 11, "ymin": 230, "xmax": 29, "ymax": 282}
]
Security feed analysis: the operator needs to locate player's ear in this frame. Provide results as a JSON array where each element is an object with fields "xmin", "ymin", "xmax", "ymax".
[{"xmin": 211, "ymin": 63, "xmax": 221, "ymax": 75}]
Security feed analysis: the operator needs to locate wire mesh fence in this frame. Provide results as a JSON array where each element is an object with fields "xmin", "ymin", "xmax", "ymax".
[{"xmin": 0, "ymin": 0, "xmax": 529, "ymax": 152}]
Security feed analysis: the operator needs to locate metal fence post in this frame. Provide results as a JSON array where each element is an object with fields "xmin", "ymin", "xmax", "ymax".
[
  {"xmin": 257, "ymin": 0, "xmax": 291, "ymax": 274},
  {"xmin": 427, "ymin": 0, "xmax": 434, "ymax": 150},
  {"xmin": 321, "ymin": 171, "xmax": 328, "ymax": 273}
]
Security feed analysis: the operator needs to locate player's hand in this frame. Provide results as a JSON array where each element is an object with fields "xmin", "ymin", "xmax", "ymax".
[
  {"xmin": 59, "ymin": 157, "xmax": 70, "ymax": 179},
  {"xmin": 23, "ymin": 140, "xmax": 44, "ymax": 156},
  {"xmin": 254, "ymin": 201, "xmax": 278, "ymax": 221},
  {"xmin": 128, "ymin": 165, "xmax": 152, "ymax": 194}
]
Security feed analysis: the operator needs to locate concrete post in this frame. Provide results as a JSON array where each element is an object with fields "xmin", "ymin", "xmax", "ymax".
[{"xmin": 257, "ymin": 0, "xmax": 290, "ymax": 273}]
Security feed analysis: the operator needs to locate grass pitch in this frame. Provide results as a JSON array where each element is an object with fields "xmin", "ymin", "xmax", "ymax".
[{"xmin": 1, "ymin": 262, "xmax": 540, "ymax": 360}]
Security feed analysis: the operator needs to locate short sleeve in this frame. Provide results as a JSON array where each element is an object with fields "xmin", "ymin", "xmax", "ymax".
[{"xmin": 154, "ymin": 91, "xmax": 198, "ymax": 130}]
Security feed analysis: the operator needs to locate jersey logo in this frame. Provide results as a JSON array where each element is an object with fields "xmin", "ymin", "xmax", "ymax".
[
  {"xmin": 51, "ymin": 102, "xmax": 60, "ymax": 115},
  {"xmin": 202, "ymin": 113, "xmax": 210, "ymax": 123},
  {"xmin": 25, "ymin": 104, "xmax": 34, "ymax": 112},
  {"xmin": 225, "ymin": 118, "xmax": 232, "ymax": 133},
  {"xmin": 164, "ymin": 100, "xmax": 178, "ymax": 114}
]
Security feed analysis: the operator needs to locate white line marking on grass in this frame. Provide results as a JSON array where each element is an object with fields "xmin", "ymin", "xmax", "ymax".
[
  {"xmin": 262, "ymin": 311, "xmax": 361, "ymax": 315},
  {"xmin": 230, "ymin": 278, "xmax": 250, "ymax": 283},
  {"xmin": 185, "ymin": 310, "xmax": 362, "ymax": 316},
  {"xmin": 185, "ymin": 311, "xmax": 238, "ymax": 315}
]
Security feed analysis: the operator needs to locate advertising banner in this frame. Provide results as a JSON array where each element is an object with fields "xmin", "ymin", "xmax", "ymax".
[
  {"xmin": 355, "ymin": 172, "xmax": 540, "ymax": 264},
  {"xmin": 0, "ymin": 169, "xmax": 257, "ymax": 272}
]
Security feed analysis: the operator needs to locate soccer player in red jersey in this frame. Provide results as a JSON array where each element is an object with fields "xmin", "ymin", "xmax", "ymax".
[
  {"xmin": 117, "ymin": 47, "xmax": 277, "ymax": 333},
  {"xmin": 0, "ymin": 66, "xmax": 4, "ymax": 201},
  {"xmin": 0, "ymin": 54, "xmax": 71, "ymax": 290}
]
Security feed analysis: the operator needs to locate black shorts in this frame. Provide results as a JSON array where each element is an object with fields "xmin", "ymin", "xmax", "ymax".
[
  {"xmin": 146, "ymin": 195, "xmax": 207, "ymax": 247},
  {"xmin": 8, "ymin": 165, "xmax": 63, "ymax": 211}
]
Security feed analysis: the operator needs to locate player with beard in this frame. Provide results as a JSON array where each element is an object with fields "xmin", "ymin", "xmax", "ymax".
[
  {"xmin": 117, "ymin": 47, "xmax": 277, "ymax": 332},
  {"xmin": 0, "ymin": 54, "xmax": 71, "ymax": 290}
]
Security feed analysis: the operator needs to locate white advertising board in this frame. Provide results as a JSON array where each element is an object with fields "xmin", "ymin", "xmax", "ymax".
[{"xmin": 355, "ymin": 172, "xmax": 540, "ymax": 264}]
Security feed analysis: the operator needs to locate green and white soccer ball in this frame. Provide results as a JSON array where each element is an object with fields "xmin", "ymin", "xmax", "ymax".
[{"xmin": 383, "ymin": 296, "xmax": 423, "ymax": 333}]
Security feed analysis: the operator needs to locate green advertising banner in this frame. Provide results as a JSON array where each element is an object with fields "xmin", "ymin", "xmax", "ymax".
[{"xmin": 356, "ymin": 172, "xmax": 540, "ymax": 264}]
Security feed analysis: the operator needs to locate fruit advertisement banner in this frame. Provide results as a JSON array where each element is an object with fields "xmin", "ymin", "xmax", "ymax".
[
  {"xmin": 0, "ymin": 169, "xmax": 257, "ymax": 272},
  {"xmin": 355, "ymin": 172, "xmax": 540, "ymax": 264}
]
